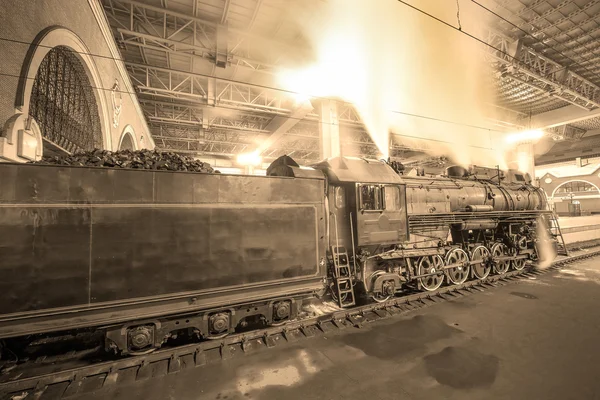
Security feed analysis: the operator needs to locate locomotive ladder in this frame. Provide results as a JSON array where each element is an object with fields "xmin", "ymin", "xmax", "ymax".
[
  {"xmin": 548, "ymin": 213, "xmax": 569, "ymax": 256},
  {"xmin": 331, "ymin": 246, "xmax": 356, "ymax": 308}
]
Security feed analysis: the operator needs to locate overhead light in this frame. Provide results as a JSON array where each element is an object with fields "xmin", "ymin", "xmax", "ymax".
[
  {"xmin": 505, "ymin": 129, "xmax": 544, "ymax": 144},
  {"xmin": 236, "ymin": 151, "xmax": 262, "ymax": 166}
]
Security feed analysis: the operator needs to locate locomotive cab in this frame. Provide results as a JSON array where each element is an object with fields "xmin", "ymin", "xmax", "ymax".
[
  {"xmin": 310, "ymin": 157, "xmax": 409, "ymax": 247},
  {"xmin": 309, "ymin": 157, "xmax": 410, "ymax": 303},
  {"xmin": 269, "ymin": 155, "xmax": 411, "ymax": 303}
]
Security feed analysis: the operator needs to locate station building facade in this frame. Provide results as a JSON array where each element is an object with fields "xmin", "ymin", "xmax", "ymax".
[
  {"xmin": 537, "ymin": 158, "xmax": 600, "ymax": 216},
  {"xmin": 0, "ymin": 0, "xmax": 153, "ymax": 163}
]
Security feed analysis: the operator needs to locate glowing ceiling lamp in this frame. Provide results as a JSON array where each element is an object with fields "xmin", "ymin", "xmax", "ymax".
[
  {"xmin": 236, "ymin": 151, "xmax": 262, "ymax": 167},
  {"xmin": 505, "ymin": 129, "xmax": 545, "ymax": 144}
]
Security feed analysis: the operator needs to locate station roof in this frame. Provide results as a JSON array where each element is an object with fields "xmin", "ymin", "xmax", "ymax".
[{"xmin": 100, "ymin": 0, "xmax": 600, "ymax": 167}]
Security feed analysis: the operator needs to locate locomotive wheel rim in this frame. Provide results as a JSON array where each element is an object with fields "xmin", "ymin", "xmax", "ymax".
[
  {"xmin": 445, "ymin": 248, "xmax": 470, "ymax": 285},
  {"xmin": 128, "ymin": 347, "xmax": 157, "ymax": 356},
  {"xmin": 471, "ymin": 246, "xmax": 491, "ymax": 279},
  {"xmin": 206, "ymin": 332, "xmax": 229, "ymax": 340},
  {"xmin": 512, "ymin": 258, "xmax": 526, "ymax": 271},
  {"xmin": 418, "ymin": 255, "xmax": 444, "ymax": 291},
  {"xmin": 492, "ymin": 243, "xmax": 510, "ymax": 274},
  {"xmin": 372, "ymin": 294, "xmax": 392, "ymax": 303},
  {"xmin": 369, "ymin": 271, "xmax": 393, "ymax": 303}
]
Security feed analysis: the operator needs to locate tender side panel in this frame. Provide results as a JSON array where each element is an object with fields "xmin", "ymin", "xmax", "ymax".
[
  {"xmin": 0, "ymin": 164, "xmax": 325, "ymax": 317},
  {"xmin": 90, "ymin": 205, "xmax": 319, "ymax": 302},
  {"xmin": 0, "ymin": 207, "xmax": 91, "ymax": 314}
]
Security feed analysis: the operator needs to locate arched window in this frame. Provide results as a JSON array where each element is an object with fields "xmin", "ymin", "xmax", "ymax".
[
  {"xmin": 28, "ymin": 46, "xmax": 102, "ymax": 154},
  {"xmin": 554, "ymin": 181, "xmax": 599, "ymax": 195}
]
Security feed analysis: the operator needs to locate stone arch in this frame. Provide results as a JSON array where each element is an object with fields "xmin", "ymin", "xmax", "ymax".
[
  {"xmin": 550, "ymin": 179, "xmax": 600, "ymax": 199},
  {"xmin": 118, "ymin": 125, "xmax": 138, "ymax": 150},
  {"xmin": 14, "ymin": 26, "xmax": 111, "ymax": 150}
]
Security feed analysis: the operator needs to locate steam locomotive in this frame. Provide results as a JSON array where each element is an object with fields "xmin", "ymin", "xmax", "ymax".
[
  {"xmin": 0, "ymin": 155, "xmax": 559, "ymax": 356},
  {"xmin": 268, "ymin": 155, "xmax": 557, "ymax": 305}
]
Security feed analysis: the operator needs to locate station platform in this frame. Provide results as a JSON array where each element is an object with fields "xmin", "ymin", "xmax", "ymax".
[
  {"xmin": 72, "ymin": 252, "xmax": 600, "ymax": 400},
  {"xmin": 557, "ymin": 215, "xmax": 600, "ymax": 245},
  {"xmin": 557, "ymin": 214, "xmax": 600, "ymax": 229}
]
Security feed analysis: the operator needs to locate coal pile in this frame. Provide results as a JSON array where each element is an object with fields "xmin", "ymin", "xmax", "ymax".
[{"xmin": 32, "ymin": 149, "xmax": 214, "ymax": 173}]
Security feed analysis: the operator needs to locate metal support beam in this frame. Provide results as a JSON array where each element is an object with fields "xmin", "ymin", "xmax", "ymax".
[
  {"xmin": 102, "ymin": 0, "xmax": 305, "ymax": 74},
  {"xmin": 125, "ymin": 63, "xmax": 292, "ymax": 115},
  {"xmin": 256, "ymin": 100, "xmax": 314, "ymax": 155},
  {"xmin": 484, "ymin": 30, "xmax": 600, "ymax": 110},
  {"xmin": 528, "ymin": 105, "xmax": 600, "ymax": 129}
]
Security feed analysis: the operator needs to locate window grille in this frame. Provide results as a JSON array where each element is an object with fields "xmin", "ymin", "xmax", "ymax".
[{"xmin": 28, "ymin": 46, "xmax": 102, "ymax": 153}]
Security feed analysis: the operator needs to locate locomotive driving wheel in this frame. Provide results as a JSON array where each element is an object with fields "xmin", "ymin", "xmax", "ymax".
[
  {"xmin": 445, "ymin": 248, "xmax": 470, "ymax": 285},
  {"xmin": 417, "ymin": 255, "xmax": 445, "ymax": 291},
  {"xmin": 369, "ymin": 271, "xmax": 393, "ymax": 303},
  {"xmin": 511, "ymin": 248, "xmax": 527, "ymax": 271},
  {"xmin": 470, "ymin": 245, "xmax": 491, "ymax": 279},
  {"xmin": 491, "ymin": 243, "xmax": 510, "ymax": 274}
]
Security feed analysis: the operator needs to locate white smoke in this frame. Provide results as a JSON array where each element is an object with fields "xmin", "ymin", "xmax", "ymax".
[
  {"xmin": 278, "ymin": 0, "xmax": 510, "ymax": 167},
  {"xmin": 536, "ymin": 216, "xmax": 558, "ymax": 269}
]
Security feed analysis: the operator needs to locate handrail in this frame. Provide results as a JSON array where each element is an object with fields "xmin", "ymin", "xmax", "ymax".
[{"xmin": 349, "ymin": 212, "xmax": 357, "ymax": 276}]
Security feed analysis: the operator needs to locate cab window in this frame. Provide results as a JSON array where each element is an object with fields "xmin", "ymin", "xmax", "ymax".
[
  {"xmin": 360, "ymin": 185, "xmax": 383, "ymax": 210},
  {"xmin": 384, "ymin": 186, "xmax": 401, "ymax": 211}
]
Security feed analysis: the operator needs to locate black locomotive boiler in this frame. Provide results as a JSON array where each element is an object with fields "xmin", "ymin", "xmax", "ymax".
[{"xmin": 0, "ymin": 155, "xmax": 560, "ymax": 356}]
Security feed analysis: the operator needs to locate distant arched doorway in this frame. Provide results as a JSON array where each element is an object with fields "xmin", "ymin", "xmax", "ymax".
[
  {"xmin": 118, "ymin": 125, "xmax": 137, "ymax": 151},
  {"xmin": 28, "ymin": 46, "xmax": 103, "ymax": 155}
]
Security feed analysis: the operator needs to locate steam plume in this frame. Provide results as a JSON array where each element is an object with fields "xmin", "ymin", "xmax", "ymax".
[
  {"xmin": 535, "ymin": 216, "xmax": 558, "ymax": 269},
  {"xmin": 279, "ymin": 0, "xmax": 510, "ymax": 167}
]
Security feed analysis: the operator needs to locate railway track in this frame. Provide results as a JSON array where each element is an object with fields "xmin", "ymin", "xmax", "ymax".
[{"xmin": 2, "ymin": 247, "xmax": 600, "ymax": 399}]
